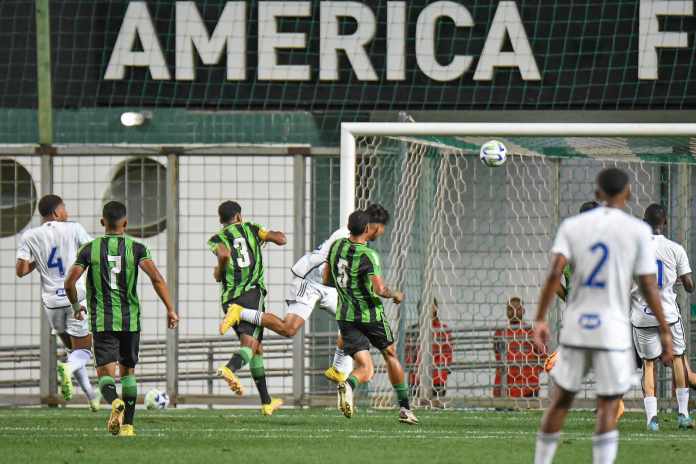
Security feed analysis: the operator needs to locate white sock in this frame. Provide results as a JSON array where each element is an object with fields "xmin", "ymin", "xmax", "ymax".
[
  {"xmin": 592, "ymin": 430, "xmax": 619, "ymax": 464},
  {"xmin": 676, "ymin": 388, "xmax": 690, "ymax": 416},
  {"xmin": 73, "ymin": 365, "xmax": 97, "ymax": 400},
  {"xmin": 332, "ymin": 348, "xmax": 354, "ymax": 375},
  {"xmin": 66, "ymin": 348, "xmax": 91, "ymax": 373},
  {"xmin": 240, "ymin": 309, "xmax": 262, "ymax": 326},
  {"xmin": 644, "ymin": 396, "xmax": 657, "ymax": 423},
  {"xmin": 534, "ymin": 432, "xmax": 560, "ymax": 464}
]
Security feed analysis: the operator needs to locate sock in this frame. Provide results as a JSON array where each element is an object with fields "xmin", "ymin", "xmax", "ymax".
[
  {"xmin": 592, "ymin": 430, "xmax": 619, "ymax": 464},
  {"xmin": 534, "ymin": 432, "xmax": 560, "ymax": 464},
  {"xmin": 250, "ymin": 355, "xmax": 271, "ymax": 405},
  {"xmin": 98, "ymin": 376, "xmax": 118, "ymax": 404},
  {"xmin": 332, "ymin": 348, "xmax": 354, "ymax": 375},
  {"xmin": 74, "ymin": 365, "xmax": 97, "ymax": 400},
  {"xmin": 240, "ymin": 309, "xmax": 263, "ymax": 326},
  {"xmin": 393, "ymin": 382, "xmax": 410, "ymax": 409},
  {"xmin": 226, "ymin": 346, "xmax": 253, "ymax": 372},
  {"xmin": 644, "ymin": 396, "xmax": 657, "ymax": 423},
  {"xmin": 347, "ymin": 374, "xmax": 359, "ymax": 390},
  {"xmin": 121, "ymin": 375, "xmax": 137, "ymax": 426},
  {"xmin": 676, "ymin": 388, "xmax": 689, "ymax": 416},
  {"xmin": 66, "ymin": 348, "xmax": 91, "ymax": 373}
]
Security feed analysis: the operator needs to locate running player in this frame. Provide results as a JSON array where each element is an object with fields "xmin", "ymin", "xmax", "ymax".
[
  {"xmin": 224, "ymin": 204, "xmax": 391, "ymax": 384},
  {"xmin": 326, "ymin": 210, "xmax": 418, "ymax": 425},
  {"xmin": 64, "ymin": 201, "xmax": 178, "ymax": 436},
  {"xmin": 15, "ymin": 194, "xmax": 99, "ymax": 409},
  {"xmin": 630, "ymin": 203, "xmax": 694, "ymax": 431},
  {"xmin": 533, "ymin": 168, "xmax": 673, "ymax": 464},
  {"xmin": 213, "ymin": 201, "xmax": 286, "ymax": 415}
]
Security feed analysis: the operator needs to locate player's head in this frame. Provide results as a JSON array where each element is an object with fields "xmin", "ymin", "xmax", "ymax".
[
  {"xmin": 218, "ymin": 201, "xmax": 242, "ymax": 224},
  {"xmin": 365, "ymin": 203, "xmax": 390, "ymax": 240},
  {"xmin": 347, "ymin": 210, "xmax": 370, "ymax": 237},
  {"xmin": 596, "ymin": 168, "xmax": 630, "ymax": 204},
  {"xmin": 579, "ymin": 200, "xmax": 600, "ymax": 214},
  {"xmin": 644, "ymin": 203, "xmax": 667, "ymax": 232},
  {"xmin": 506, "ymin": 297, "xmax": 525, "ymax": 323},
  {"xmin": 38, "ymin": 194, "xmax": 67, "ymax": 221},
  {"xmin": 101, "ymin": 201, "xmax": 127, "ymax": 230}
]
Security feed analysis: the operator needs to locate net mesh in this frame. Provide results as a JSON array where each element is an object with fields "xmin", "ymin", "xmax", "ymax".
[{"xmin": 354, "ymin": 135, "xmax": 694, "ymax": 408}]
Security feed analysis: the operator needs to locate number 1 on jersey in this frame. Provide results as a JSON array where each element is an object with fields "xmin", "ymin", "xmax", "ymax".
[
  {"xmin": 656, "ymin": 259, "xmax": 664, "ymax": 289},
  {"xmin": 583, "ymin": 242, "xmax": 608, "ymax": 288},
  {"xmin": 47, "ymin": 247, "xmax": 65, "ymax": 277}
]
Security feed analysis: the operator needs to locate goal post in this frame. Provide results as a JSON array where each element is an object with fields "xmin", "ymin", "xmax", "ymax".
[{"xmin": 339, "ymin": 122, "xmax": 696, "ymax": 408}]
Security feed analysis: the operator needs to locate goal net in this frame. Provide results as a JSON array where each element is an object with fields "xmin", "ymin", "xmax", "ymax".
[{"xmin": 342, "ymin": 123, "xmax": 696, "ymax": 409}]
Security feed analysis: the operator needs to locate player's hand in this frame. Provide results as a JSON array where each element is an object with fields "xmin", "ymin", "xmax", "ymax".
[
  {"xmin": 659, "ymin": 329, "xmax": 673, "ymax": 366},
  {"xmin": 213, "ymin": 266, "xmax": 222, "ymax": 282},
  {"xmin": 392, "ymin": 291, "xmax": 404, "ymax": 304},
  {"xmin": 167, "ymin": 311, "xmax": 179, "ymax": 329},
  {"xmin": 533, "ymin": 320, "xmax": 550, "ymax": 353},
  {"xmin": 73, "ymin": 305, "xmax": 86, "ymax": 321}
]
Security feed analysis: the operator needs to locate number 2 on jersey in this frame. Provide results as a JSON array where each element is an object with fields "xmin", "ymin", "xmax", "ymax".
[
  {"xmin": 47, "ymin": 247, "xmax": 65, "ymax": 277},
  {"xmin": 583, "ymin": 242, "xmax": 608, "ymax": 288}
]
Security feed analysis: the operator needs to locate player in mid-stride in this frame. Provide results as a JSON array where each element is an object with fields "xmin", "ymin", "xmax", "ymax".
[
  {"xmin": 630, "ymin": 204, "xmax": 694, "ymax": 431},
  {"xmin": 64, "ymin": 201, "xmax": 178, "ymax": 436},
  {"xmin": 15, "ymin": 194, "xmax": 99, "ymax": 409},
  {"xmin": 325, "ymin": 210, "xmax": 418, "ymax": 425},
  {"xmin": 533, "ymin": 168, "xmax": 673, "ymax": 464}
]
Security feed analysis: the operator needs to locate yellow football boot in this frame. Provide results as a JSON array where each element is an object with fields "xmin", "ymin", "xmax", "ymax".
[
  {"xmin": 107, "ymin": 399, "xmax": 125, "ymax": 436},
  {"xmin": 261, "ymin": 398, "xmax": 283, "ymax": 416},
  {"xmin": 219, "ymin": 304, "xmax": 242, "ymax": 335},
  {"xmin": 119, "ymin": 424, "xmax": 136, "ymax": 437},
  {"xmin": 324, "ymin": 366, "xmax": 348, "ymax": 384},
  {"xmin": 217, "ymin": 365, "xmax": 245, "ymax": 395}
]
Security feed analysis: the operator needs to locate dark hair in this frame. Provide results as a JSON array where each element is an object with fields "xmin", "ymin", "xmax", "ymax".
[
  {"xmin": 365, "ymin": 203, "xmax": 390, "ymax": 225},
  {"xmin": 644, "ymin": 203, "xmax": 667, "ymax": 229},
  {"xmin": 347, "ymin": 210, "xmax": 370, "ymax": 236},
  {"xmin": 38, "ymin": 194, "xmax": 63, "ymax": 217},
  {"xmin": 597, "ymin": 168, "xmax": 629, "ymax": 198},
  {"xmin": 218, "ymin": 201, "xmax": 242, "ymax": 223},
  {"xmin": 579, "ymin": 201, "xmax": 600, "ymax": 213},
  {"xmin": 103, "ymin": 201, "xmax": 127, "ymax": 227}
]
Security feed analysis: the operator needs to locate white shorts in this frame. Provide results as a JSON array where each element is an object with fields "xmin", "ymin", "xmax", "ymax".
[
  {"xmin": 286, "ymin": 277, "xmax": 338, "ymax": 321},
  {"xmin": 550, "ymin": 345, "xmax": 636, "ymax": 396},
  {"xmin": 632, "ymin": 321, "xmax": 686, "ymax": 360},
  {"xmin": 44, "ymin": 303, "xmax": 89, "ymax": 338}
]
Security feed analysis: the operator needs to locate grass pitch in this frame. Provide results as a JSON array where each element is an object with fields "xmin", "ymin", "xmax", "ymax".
[{"xmin": 0, "ymin": 407, "xmax": 693, "ymax": 463}]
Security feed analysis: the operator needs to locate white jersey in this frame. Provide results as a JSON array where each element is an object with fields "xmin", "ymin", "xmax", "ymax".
[
  {"xmin": 552, "ymin": 207, "xmax": 657, "ymax": 350},
  {"xmin": 290, "ymin": 227, "xmax": 350, "ymax": 284},
  {"xmin": 16, "ymin": 221, "xmax": 92, "ymax": 308},
  {"xmin": 631, "ymin": 234, "xmax": 691, "ymax": 327}
]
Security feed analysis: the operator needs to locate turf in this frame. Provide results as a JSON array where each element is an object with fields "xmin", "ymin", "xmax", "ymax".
[{"xmin": 0, "ymin": 407, "xmax": 693, "ymax": 463}]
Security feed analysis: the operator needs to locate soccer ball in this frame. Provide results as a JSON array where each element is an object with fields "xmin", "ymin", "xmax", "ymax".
[
  {"xmin": 479, "ymin": 140, "xmax": 507, "ymax": 167},
  {"xmin": 145, "ymin": 389, "xmax": 170, "ymax": 410}
]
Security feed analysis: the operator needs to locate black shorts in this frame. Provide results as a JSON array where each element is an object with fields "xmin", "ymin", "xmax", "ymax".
[
  {"xmin": 223, "ymin": 287, "xmax": 265, "ymax": 342},
  {"xmin": 338, "ymin": 319, "xmax": 394, "ymax": 357},
  {"xmin": 93, "ymin": 331, "xmax": 140, "ymax": 368}
]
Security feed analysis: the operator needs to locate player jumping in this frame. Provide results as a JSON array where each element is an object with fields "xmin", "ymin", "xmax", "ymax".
[
  {"xmin": 15, "ymin": 194, "xmax": 99, "ymax": 410},
  {"xmin": 212, "ymin": 201, "xmax": 286, "ymax": 415},
  {"xmin": 630, "ymin": 203, "xmax": 694, "ymax": 431},
  {"xmin": 223, "ymin": 203, "xmax": 391, "ymax": 384},
  {"xmin": 326, "ymin": 210, "xmax": 417, "ymax": 425},
  {"xmin": 64, "ymin": 201, "xmax": 179, "ymax": 436},
  {"xmin": 533, "ymin": 168, "xmax": 673, "ymax": 464}
]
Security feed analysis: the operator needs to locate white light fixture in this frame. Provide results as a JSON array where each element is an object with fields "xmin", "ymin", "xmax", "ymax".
[{"xmin": 120, "ymin": 111, "xmax": 152, "ymax": 127}]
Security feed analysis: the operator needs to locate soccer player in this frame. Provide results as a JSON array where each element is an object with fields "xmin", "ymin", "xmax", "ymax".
[
  {"xmin": 533, "ymin": 168, "xmax": 673, "ymax": 464},
  {"xmin": 325, "ymin": 210, "xmax": 418, "ymax": 425},
  {"xmin": 630, "ymin": 203, "xmax": 694, "ymax": 431},
  {"xmin": 224, "ymin": 204, "xmax": 391, "ymax": 384},
  {"xmin": 15, "ymin": 194, "xmax": 99, "ymax": 409},
  {"xmin": 212, "ymin": 201, "xmax": 286, "ymax": 415},
  {"xmin": 64, "ymin": 201, "xmax": 178, "ymax": 436}
]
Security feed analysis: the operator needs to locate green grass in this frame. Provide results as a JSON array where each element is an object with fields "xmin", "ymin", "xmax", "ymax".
[{"xmin": 0, "ymin": 407, "xmax": 693, "ymax": 463}]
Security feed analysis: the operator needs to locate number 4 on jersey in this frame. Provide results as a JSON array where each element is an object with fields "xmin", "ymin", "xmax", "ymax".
[{"xmin": 47, "ymin": 247, "xmax": 65, "ymax": 277}]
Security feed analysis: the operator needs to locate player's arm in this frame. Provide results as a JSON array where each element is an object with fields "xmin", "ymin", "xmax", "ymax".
[
  {"xmin": 370, "ymin": 275, "xmax": 404, "ymax": 304},
  {"xmin": 679, "ymin": 273, "xmax": 694, "ymax": 293},
  {"xmin": 15, "ymin": 259, "xmax": 35, "ymax": 277},
  {"xmin": 555, "ymin": 283, "xmax": 567, "ymax": 302},
  {"xmin": 259, "ymin": 228, "xmax": 287, "ymax": 246},
  {"xmin": 533, "ymin": 253, "xmax": 566, "ymax": 351},
  {"xmin": 323, "ymin": 263, "xmax": 333, "ymax": 287},
  {"xmin": 139, "ymin": 259, "xmax": 179, "ymax": 329},
  {"xmin": 212, "ymin": 243, "xmax": 230, "ymax": 283},
  {"xmin": 64, "ymin": 264, "xmax": 87, "ymax": 319},
  {"xmin": 676, "ymin": 246, "xmax": 694, "ymax": 293},
  {"xmin": 638, "ymin": 274, "xmax": 673, "ymax": 365}
]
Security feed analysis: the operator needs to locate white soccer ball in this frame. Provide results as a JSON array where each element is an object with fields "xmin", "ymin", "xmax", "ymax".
[
  {"xmin": 145, "ymin": 389, "xmax": 170, "ymax": 410},
  {"xmin": 479, "ymin": 140, "xmax": 507, "ymax": 167}
]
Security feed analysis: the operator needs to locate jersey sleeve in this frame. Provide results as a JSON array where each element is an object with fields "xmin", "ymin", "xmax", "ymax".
[
  {"xmin": 15, "ymin": 232, "xmax": 33, "ymax": 261},
  {"xmin": 249, "ymin": 222, "xmax": 269, "ymax": 241},
  {"xmin": 675, "ymin": 244, "xmax": 692, "ymax": 277},
  {"xmin": 550, "ymin": 221, "xmax": 571, "ymax": 260},
  {"xmin": 361, "ymin": 250, "xmax": 382, "ymax": 277},
  {"xmin": 74, "ymin": 223, "xmax": 93, "ymax": 246},
  {"xmin": 133, "ymin": 241, "xmax": 152, "ymax": 265},
  {"xmin": 74, "ymin": 242, "xmax": 92, "ymax": 268},
  {"xmin": 207, "ymin": 233, "xmax": 225, "ymax": 254},
  {"xmin": 634, "ymin": 226, "xmax": 658, "ymax": 276}
]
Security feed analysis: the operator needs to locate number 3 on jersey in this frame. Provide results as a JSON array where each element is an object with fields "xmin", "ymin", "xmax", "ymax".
[
  {"xmin": 583, "ymin": 242, "xmax": 608, "ymax": 288},
  {"xmin": 47, "ymin": 247, "xmax": 65, "ymax": 277},
  {"xmin": 233, "ymin": 238, "xmax": 251, "ymax": 268}
]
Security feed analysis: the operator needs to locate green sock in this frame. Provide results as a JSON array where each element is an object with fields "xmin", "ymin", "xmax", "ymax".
[
  {"xmin": 226, "ymin": 346, "xmax": 253, "ymax": 372},
  {"xmin": 347, "ymin": 375, "xmax": 359, "ymax": 390},
  {"xmin": 121, "ymin": 375, "xmax": 137, "ymax": 425},
  {"xmin": 393, "ymin": 382, "xmax": 409, "ymax": 409},
  {"xmin": 98, "ymin": 376, "xmax": 118, "ymax": 404},
  {"xmin": 250, "ymin": 355, "xmax": 271, "ymax": 405}
]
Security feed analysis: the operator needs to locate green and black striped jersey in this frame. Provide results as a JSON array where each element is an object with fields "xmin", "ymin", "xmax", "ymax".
[
  {"xmin": 208, "ymin": 222, "xmax": 267, "ymax": 304},
  {"xmin": 327, "ymin": 238, "xmax": 384, "ymax": 323},
  {"xmin": 74, "ymin": 234, "xmax": 152, "ymax": 332}
]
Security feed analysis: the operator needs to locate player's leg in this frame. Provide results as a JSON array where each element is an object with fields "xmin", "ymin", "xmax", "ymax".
[
  {"xmin": 336, "ymin": 321, "xmax": 371, "ymax": 418},
  {"xmin": 670, "ymin": 321, "xmax": 693, "ymax": 428},
  {"xmin": 380, "ymin": 343, "xmax": 418, "ymax": 424},
  {"xmin": 321, "ymin": 287, "xmax": 354, "ymax": 382},
  {"xmin": 45, "ymin": 306, "xmax": 76, "ymax": 401},
  {"xmin": 633, "ymin": 326, "xmax": 660, "ymax": 430},
  {"xmin": 593, "ymin": 396, "xmax": 622, "ymax": 464},
  {"xmin": 93, "ymin": 332, "xmax": 125, "ymax": 436},
  {"xmin": 61, "ymin": 306, "xmax": 99, "ymax": 409},
  {"xmin": 251, "ymin": 344, "xmax": 282, "ymax": 416},
  {"xmin": 118, "ymin": 331, "xmax": 140, "ymax": 437}
]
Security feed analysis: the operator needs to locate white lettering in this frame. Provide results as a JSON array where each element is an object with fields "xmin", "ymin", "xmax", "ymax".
[
  {"xmin": 386, "ymin": 1, "xmax": 406, "ymax": 81},
  {"xmin": 258, "ymin": 2, "xmax": 311, "ymax": 81},
  {"xmin": 638, "ymin": 0, "xmax": 692, "ymax": 80}
]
